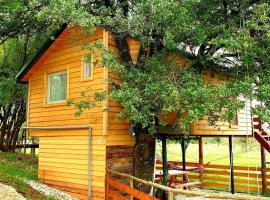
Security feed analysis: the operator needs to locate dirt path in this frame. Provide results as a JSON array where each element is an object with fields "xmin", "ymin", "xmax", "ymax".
[{"xmin": 0, "ymin": 183, "xmax": 26, "ymax": 200}]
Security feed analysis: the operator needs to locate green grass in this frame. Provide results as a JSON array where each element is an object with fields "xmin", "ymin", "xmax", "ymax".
[
  {"xmin": 157, "ymin": 138, "xmax": 270, "ymax": 197},
  {"xmin": 0, "ymin": 151, "xmax": 54, "ymax": 200},
  {"xmin": 157, "ymin": 137, "xmax": 269, "ymax": 167}
]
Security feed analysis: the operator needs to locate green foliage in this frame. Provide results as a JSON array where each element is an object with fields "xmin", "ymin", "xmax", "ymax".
[
  {"xmin": 68, "ymin": 0, "xmax": 270, "ymax": 135},
  {"xmin": 2, "ymin": 0, "xmax": 270, "ymax": 136}
]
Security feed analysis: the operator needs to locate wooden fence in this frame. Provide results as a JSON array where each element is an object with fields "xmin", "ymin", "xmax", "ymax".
[
  {"xmin": 106, "ymin": 170, "xmax": 270, "ymax": 200},
  {"xmin": 156, "ymin": 161, "xmax": 270, "ymax": 194},
  {"xmin": 105, "ymin": 177, "xmax": 159, "ymax": 200}
]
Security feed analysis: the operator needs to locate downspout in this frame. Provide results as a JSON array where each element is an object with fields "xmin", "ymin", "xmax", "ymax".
[{"xmin": 22, "ymin": 126, "xmax": 93, "ymax": 199}]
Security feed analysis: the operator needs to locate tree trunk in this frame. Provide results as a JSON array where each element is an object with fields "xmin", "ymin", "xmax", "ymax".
[
  {"xmin": 133, "ymin": 133, "xmax": 156, "ymax": 194},
  {"xmin": 0, "ymin": 101, "xmax": 26, "ymax": 152}
]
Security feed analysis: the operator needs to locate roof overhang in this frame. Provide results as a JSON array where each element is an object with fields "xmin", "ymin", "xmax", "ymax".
[{"xmin": 16, "ymin": 24, "xmax": 67, "ymax": 83}]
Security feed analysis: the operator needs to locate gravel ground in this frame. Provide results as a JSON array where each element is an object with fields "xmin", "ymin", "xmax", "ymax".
[
  {"xmin": 0, "ymin": 183, "xmax": 26, "ymax": 200},
  {"xmin": 26, "ymin": 180, "xmax": 77, "ymax": 200}
]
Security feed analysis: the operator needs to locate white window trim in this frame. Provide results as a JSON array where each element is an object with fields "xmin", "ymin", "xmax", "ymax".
[{"xmin": 47, "ymin": 70, "xmax": 67, "ymax": 104}]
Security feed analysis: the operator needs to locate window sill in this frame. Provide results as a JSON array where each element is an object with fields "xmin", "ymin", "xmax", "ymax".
[
  {"xmin": 81, "ymin": 77, "xmax": 94, "ymax": 82},
  {"xmin": 43, "ymin": 101, "xmax": 67, "ymax": 107}
]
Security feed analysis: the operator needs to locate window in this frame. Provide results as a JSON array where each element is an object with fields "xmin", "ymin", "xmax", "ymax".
[
  {"xmin": 47, "ymin": 71, "xmax": 67, "ymax": 104},
  {"xmin": 81, "ymin": 55, "xmax": 93, "ymax": 80}
]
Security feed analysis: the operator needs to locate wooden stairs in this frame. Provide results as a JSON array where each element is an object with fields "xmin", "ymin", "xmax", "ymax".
[{"xmin": 253, "ymin": 116, "xmax": 270, "ymax": 153}]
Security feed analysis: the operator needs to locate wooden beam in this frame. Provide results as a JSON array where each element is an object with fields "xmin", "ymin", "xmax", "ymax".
[
  {"xmin": 260, "ymin": 146, "xmax": 267, "ymax": 195},
  {"xmin": 229, "ymin": 136, "xmax": 235, "ymax": 194}
]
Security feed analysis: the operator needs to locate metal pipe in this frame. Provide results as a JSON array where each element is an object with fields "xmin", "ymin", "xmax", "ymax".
[{"xmin": 22, "ymin": 126, "xmax": 93, "ymax": 200}]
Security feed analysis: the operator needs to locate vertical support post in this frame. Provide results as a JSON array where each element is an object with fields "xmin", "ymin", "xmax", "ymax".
[
  {"xmin": 199, "ymin": 137, "xmax": 204, "ymax": 188},
  {"xmin": 168, "ymin": 192, "xmax": 174, "ymax": 200},
  {"xmin": 181, "ymin": 137, "xmax": 187, "ymax": 188},
  {"xmin": 130, "ymin": 178, "xmax": 134, "ymax": 200},
  {"xmin": 161, "ymin": 136, "xmax": 168, "ymax": 184},
  {"xmin": 23, "ymin": 130, "xmax": 27, "ymax": 154},
  {"xmin": 260, "ymin": 146, "xmax": 267, "ymax": 195},
  {"xmin": 161, "ymin": 136, "xmax": 168, "ymax": 199},
  {"xmin": 229, "ymin": 136, "xmax": 235, "ymax": 194},
  {"xmin": 181, "ymin": 138, "xmax": 186, "ymax": 171}
]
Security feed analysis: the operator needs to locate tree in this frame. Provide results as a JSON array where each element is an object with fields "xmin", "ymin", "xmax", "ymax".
[
  {"xmin": 0, "ymin": 0, "xmax": 95, "ymax": 151},
  {"xmin": 75, "ymin": 0, "xmax": 270, "ymax": 193},
  {"xmin": 71, "ymin": 0, "xmax": 270, "ymax": 191}
]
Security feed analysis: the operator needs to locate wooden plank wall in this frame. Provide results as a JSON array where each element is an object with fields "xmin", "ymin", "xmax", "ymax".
[
  {"xmin": 28, "ymin": 27, "xmax": 107, "ymax": 200},
  {"xmin": 106, "ymin": 32, "xmax": 135, "ymax": 146},
  {"xmin": 190, "ymin": 71, "xmax": 252, "ymax": 136}
]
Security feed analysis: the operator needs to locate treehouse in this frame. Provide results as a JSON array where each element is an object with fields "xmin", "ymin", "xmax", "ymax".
[{"xmin": 16, "ymin": 25, "xmax": 254, "ymax": 200}]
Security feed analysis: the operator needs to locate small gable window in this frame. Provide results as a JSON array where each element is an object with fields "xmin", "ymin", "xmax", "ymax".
[
  {"xmin": 82, "ymin": 55, "xmax": 93, "ymax": 80},
  {"xmin": 47, "ymin": 71, "xmax": 67, "ymax": 104}
]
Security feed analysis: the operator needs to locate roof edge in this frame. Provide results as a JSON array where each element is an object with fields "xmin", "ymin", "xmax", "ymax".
[{"xmin": 16, "ymin": 24, "xmax": 68, "ymax": 83}]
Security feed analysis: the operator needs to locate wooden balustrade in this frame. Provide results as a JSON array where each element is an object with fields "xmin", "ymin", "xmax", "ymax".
[
  {"xmin": 106, "ymin": 170, "xmax": 269, "ymax": 200},
  {"xmin": 156, "ymin": 161, "xmax": 270, "ymax": 194}
]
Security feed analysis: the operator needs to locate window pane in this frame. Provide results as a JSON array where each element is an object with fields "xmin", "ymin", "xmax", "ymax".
[
  {"xmin": 48, "ymin": 72, "xmax": 67, "ymax": 103},
  {"xmin": 84, "ymin": 61, "xmax": 91, "ymax": 78}
]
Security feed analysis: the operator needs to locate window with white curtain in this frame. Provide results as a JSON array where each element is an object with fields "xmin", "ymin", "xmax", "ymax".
[
  {"xmin": 47, "ymin": 70, "xmax": 67, "ymax": 104},
  {"xmin": 82, "ymin": 55, "xmax": 92, "ymax": 79}
]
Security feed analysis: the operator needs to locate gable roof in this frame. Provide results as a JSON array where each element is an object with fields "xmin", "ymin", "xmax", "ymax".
[{"xmin": 16, "ymin": 24, "xmax": 67, "ymax": 83}]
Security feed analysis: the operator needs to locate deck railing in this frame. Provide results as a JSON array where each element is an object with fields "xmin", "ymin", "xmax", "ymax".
[
  {"xmin": 156, "ymin": 161, "xmax": 270, "ymax": 194},
  {"xmin": 106, "ymin": 170, "xmax": 269, "ymax": 200}
]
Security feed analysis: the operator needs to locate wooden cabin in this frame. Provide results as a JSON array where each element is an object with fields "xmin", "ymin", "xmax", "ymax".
[{"xmin": 16, "ymin": 25, "xmax": 253, "ymax": 200}]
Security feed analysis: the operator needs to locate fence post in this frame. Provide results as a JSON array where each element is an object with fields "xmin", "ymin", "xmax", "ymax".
[
  {"xmin": 168, "ymin": 192, "xmax": 174, "ymax": 200},
  {"xmin": 23, "ymin": 130, "xmax": 27, "ymax": 154},
  {"xmin": 130, "ymin": 178, "xmax": 134, "ymax": 200}
]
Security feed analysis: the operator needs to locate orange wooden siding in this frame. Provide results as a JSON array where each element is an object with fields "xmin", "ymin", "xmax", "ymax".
[
  {"xmin": 190, "ymin": 70, "xmax": 252, "ymax": 136},
  {"xmin": 106, "ymin": 32, "xmax": 135, "ymax": 146},
  {"xmin": 27, "ymin": 28, "xmax": 107, "ymax": 200}
]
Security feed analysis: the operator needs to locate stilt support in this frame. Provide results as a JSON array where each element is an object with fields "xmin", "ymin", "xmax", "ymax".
[
  {"xmin": 229, "ymin": 136, "xmax": 235, "ymax": 194},
  {"xmin": 199, "ymin": 137, "xmax": 204, "ymax": 188},
  {"xmin": 261, "ymin": 146, "xmax": 267, "ymax": 195},
  {"xmin": 161, "ymin": 136, "xmax": 168, "ymax": 199},
  {"xmin": 181, "ymin": 138, "xmax": 186, "ymax": 171}
]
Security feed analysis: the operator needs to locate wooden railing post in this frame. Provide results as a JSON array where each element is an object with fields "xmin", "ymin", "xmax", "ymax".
[
  {"xmin": 168, "ymin": 192, "xmax": 174, "ymax": 200},
  {"xmin": 130, "ymin": 178, "xmax": 134, "ymax": 200},
  {"xmin": 23, "ymin": 130, "xmax": 27, "ymax": 154}
]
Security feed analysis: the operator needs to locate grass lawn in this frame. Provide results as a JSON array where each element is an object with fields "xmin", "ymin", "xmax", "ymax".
[
  {"xmin": 157, "ymin": 137, "xmax": 269, "ymax": 167},
  {"xmin": 157, "ymin": 137, "xmax": 270, "ymax": 197},
  {"xmin": 0, "ymin": 151, "xmax": 56, "ymax": 200}
]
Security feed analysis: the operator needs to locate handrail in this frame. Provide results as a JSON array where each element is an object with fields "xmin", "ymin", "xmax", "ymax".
[
  {"xmin": 108, "ymin": 170, "xmax": 269, "ymax": 200},
  {"xmin": 254, "ymin": 132, "xmax": 270, "ymax": 153}
]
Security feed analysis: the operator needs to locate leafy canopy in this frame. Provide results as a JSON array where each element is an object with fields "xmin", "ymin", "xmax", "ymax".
[
  {"xmin": 1, "ymin": 0, "xmax": 270, "ymax": 135},
  {"xmin": 72, "ymin": 0, "xmax": 270, "ymax": 134}
]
